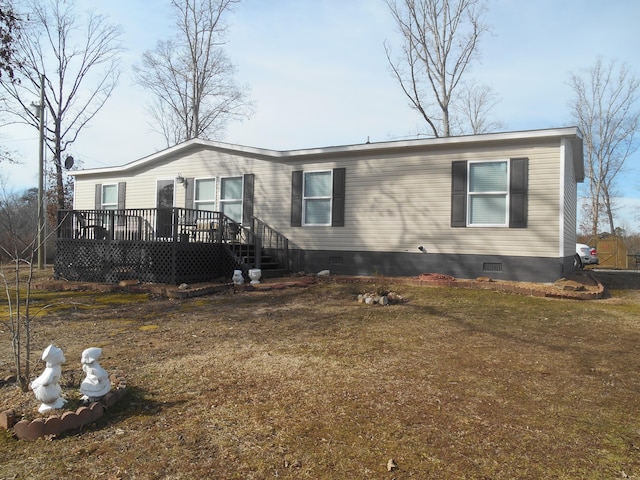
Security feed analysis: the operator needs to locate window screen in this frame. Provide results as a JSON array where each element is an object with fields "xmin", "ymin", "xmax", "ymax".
[
  {"xmin": 303, "ymin": 171, "xmax": 332, "ymax": 225},
  {"xmin": 468, "ymin": 161, "xmax": 508, "ymax": 225},
  {"xmin": 102, "ymin": 184, "xmax": 118, "ymax": 210}
]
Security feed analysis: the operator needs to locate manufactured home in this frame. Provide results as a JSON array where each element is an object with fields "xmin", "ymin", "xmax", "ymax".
[{"xmin": 59, "ymin": 127, "xmax": 583, "ymax": 284}]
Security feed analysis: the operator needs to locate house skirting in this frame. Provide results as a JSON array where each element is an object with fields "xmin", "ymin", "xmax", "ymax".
[
  {"xmin": 296, "ymin": 249, "xmax": 574, "ymax": 283},
  {"xmin": 55, "ymin": 239, "xmax": 241, "ymax": 284}
]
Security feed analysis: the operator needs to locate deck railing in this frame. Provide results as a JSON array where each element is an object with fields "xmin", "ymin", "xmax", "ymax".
[
  {"xmin": 251, "ymin": 216, "xmax": 289, "ymax": 271},
  {"xmin": 57, "ymin": 208, "xmax": 241, "ymax": 243}
]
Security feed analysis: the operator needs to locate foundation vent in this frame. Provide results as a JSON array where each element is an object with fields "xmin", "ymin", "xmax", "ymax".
[{"xmin": 483, "ymin": 262, "xmax": 503, "ymax": 273}]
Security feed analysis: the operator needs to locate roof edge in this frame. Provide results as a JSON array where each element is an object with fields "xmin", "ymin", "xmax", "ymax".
[{"xmin": 70, "ymin": 127, "xmax": 582, "ymax": 177}]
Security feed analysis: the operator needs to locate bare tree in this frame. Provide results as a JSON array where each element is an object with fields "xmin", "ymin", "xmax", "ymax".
[
  {"xmin": 135, "ymin": 0, "xmax": 252, "ymax": 146},
  {"xmin": 452, "ymin": 82, "xmax": 504, "ymax": 135},
  {"xmin": 0, "ymin": 0, "xmax": 123, "ymax": 211},
  {"xmin": 0, "ymin": 182, "xmax": 38, "ymax": 389},
  {"xmin": 384, "ymin": 0, "xmax": 489, "ymax": 137},
  {"xmin": 569, "ymin": 58, "xmax": 640, "ymax": 236}
]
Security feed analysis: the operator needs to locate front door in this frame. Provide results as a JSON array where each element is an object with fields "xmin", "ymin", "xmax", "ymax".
[{"xmin": 156, "ymin": 179, "xmax": 175, "ymax": 237}]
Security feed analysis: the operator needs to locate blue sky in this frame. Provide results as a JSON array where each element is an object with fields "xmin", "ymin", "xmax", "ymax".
[{"xmin": 2, "ymin": 0, "xmax": 639, "ymax": 229}]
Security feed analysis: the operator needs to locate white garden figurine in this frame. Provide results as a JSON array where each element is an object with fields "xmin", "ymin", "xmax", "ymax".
[
  {"xmin": 79, "ymin": 347, "xmax": 111, "ymax": 401},
  {"xmin": 232, "ymin": 269, "xmax": 244, "ymax": 285},
  {"xmin": 30, "ymin": 344, "xmax": 67, "ymax": 413}
]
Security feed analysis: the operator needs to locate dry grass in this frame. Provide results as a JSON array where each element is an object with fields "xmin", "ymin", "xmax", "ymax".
[{"xmin": 1, "ymin": 270, "xmax": 640, "ymax": 479}]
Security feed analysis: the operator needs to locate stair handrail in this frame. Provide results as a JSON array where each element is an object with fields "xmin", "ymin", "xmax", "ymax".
[
  {"xmin": 215, "ymin": 214, "xmax": 262, "ymax": 270},
  {"xmin": 250, "ymin": 216, "xmax": 289, "ymax": 271}
]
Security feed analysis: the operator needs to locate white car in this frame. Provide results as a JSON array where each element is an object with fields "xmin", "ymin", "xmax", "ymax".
[{"xmin": 575, "ymin": 243, "xmax": 598, "ymax": 268}]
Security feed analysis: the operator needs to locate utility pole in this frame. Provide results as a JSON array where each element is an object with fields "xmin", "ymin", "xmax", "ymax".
[{"xmin": 37, "ymin": 73, "xmax": 45, "ymax": 269}]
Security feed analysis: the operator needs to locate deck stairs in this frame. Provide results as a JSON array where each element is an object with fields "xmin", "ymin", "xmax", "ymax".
[
  {"xmin": 227, "ymin": 243, "xmax": 288, "ymax": 278},
  {"xmin": 224, "ymin": 217, "xmax": 291, "ymax": 279}
]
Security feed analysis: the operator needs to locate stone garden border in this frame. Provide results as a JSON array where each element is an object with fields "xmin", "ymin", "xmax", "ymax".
[
  {"xmin": 0, "ymin": 374, "xmax": 126, "ymax": 441},
  {"xmin": 329, "ymin": 271, "xmax": 605, "ymax": 301}
]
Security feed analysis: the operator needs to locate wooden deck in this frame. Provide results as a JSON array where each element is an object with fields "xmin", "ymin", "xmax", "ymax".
[{"xmin": 55, "ymin": 208, "xmax": 290, "ymax": 284}]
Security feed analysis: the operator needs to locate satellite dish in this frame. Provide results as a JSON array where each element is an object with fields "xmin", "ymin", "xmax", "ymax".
[{"xmin": 64, "ymin": 155, "xmax": 74, "ymax": 169}]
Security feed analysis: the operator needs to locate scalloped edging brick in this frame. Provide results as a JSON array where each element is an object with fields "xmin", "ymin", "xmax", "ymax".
[{"xmin": 1, "ymin": 373, "xmax": 126, "ymax": 440}]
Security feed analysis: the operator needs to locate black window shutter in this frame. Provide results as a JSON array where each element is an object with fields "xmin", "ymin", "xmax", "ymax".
[
  {"xmin": 291, "ymin": 170, "xmax": 303, "ymax": 227},
  {"xmin": 117, "ymin": 182, "xmax": 126, "ymax": 209},
  {"xmin": 332, "ymin": 168, "xmax": 346, "ymax": 227},
  {"xmin": 95, "ymin": 184, "xmax": 102, "ymax": 209},
  {"xmin": 185, "ymin": 178, "xmax": 194, "ymax": 209},
  {"xmin": 451, "ymin": 161, "xmax": 467, "ymax": 227},
  {"xmin": 242, "ymin": 174, "xmax": 254, "ymax": 227},
  {"xmin": 509, "ymin": 158, "xmax": 528, "ymax": 228}
]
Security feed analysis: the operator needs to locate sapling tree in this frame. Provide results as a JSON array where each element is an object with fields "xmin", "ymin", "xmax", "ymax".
[{"xmin": 0, "ymin": 185, "xmax": 39, "ymax": 390}]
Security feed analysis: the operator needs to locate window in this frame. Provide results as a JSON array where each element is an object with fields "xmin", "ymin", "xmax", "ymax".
[
  {"xmin": 220, "ymin": 176, "xmax": 242, "ymax": 223},
  {"xmin": 451, "ymin": 158, "xmax": 528, "ymax": 228},
  {"xmin": 303, "ymin": 171, "xmax": 332, "ymax": 225},
  {"xmin": 291, "ymin": 168, "xmax": 345, "ymax": 227},
  {"xmin": 94, "ymin": 182, "xmax": 126, "ymax": 210},
  {"xmin": 195, "ymin": 178, "xmax": 216, "ymax": 211},
  {"xmin": 185, "ymin": 174, "xmax": 253, "ymax": 225},
  {"xmin": 101, "ymin": 184, "xmax": 118, "ymax": 210},
  {"xmin": 468, "ymin": 161, "xmax": 508, "ymax": 226}
]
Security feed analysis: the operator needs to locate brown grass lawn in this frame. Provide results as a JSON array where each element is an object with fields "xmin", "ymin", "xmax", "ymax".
[{"xmin": 1, "ymin": 270, "xmax": 640, "ymax": 479}]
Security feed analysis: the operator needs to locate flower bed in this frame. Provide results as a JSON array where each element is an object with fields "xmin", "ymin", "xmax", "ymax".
[{"xmin": 1, "ymin": 374, "xmax": 126, "ymax": 440}]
